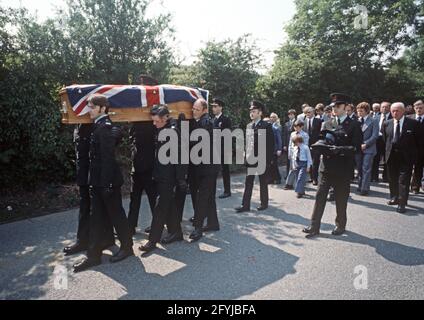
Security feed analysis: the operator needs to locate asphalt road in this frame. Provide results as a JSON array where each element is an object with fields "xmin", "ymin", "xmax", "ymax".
[{"xmin": 1, "ymin": 173, "xmax": 423, "ymax": 300}]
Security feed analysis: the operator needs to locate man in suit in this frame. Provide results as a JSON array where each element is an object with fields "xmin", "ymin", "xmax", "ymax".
[
  {"xmin": 139, "ymin": 106, "xmax": 188, "ymax": 253},
  {"xmin": 408, "ymin": 100, "xmax": 424, "ymax": 194},
  {"xmin": 282, "ymin": 109, "xmax": 297, "ymax": 179},
  {"xmin": 355, "ymin": 102, "xmax": 380, "ymax": 196},
  {"xmin": 236, "ymin": 101, "xmax": 275, "ymax": 213},
  {"xmin": 304, "ymin": 106, "xmax": 323, "ymax": 185},
  {"xmin": 189, "ymin": 99, "xmax": 220, "ymax": 242},
  {"xmin": 346, "ymin": 104, "xmax": 358, "ymax": 121},
  {"xmin": 303, "ymin": 93, "xmax": 363, "ymax": 238},
  {"xmin": 382, "ymin": 102, "xmax": 420, "ymax": 214},
  {"xmin": 73, "ymin": 94, "xmax": 134, "ymax": 273},
  {"xmin": 211, "ymin": 98, "xmax": 233, "ymax": 199},
  {"xmin": 372, "ymin": 101, "xmax": 392, "ymax": 182},
  {"xmin": 269, "ymin": 113, "xmax": 283, "ymax": 184},
  {"xmin": 127, "ymin": 122, "xmax": 157, "ymax": 236},
  {"xmin": 315, "ymin": 104, "xmax": 325, "ymax": 121},
  {"xmin": 63, "ymin": 124, "xmax": 115, "ymax": 256}
]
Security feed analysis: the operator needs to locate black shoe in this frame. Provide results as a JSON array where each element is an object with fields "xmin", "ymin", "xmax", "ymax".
[
  {"xmin": 235, "ymin": 206, "xmax": 250, "ymax": 213},
  {"xmin": 397, "ymin": 205, "xmax": 407, "ymax": 214},
  {"xmin": 328, "ymin": 194, "xmax": 335, "ymax": 201},
  {"xmin": 332, "ymin": 228, "xmax": 346, "ymax": 236},
  {"xmin": 110, "ymin": 248, "xmax": 134, "ymax": 263},
  {"xmin": 189, "ymin": 229, "xmax": 203, "ymax": 242},
  {"xmin": 101, "ymin": 241, "xmax": 116, "ymax": 251},
  {"xmin": 219, "ymin": 193, "xmax": 231, "ymax": 199},
  {"xmin": 284, "ymin": 185, "xmax": 294, "ymax": 190},
  {"xmin": 161, "ymin": 233, "xmax": 184, "ymax": 245},
  {"xmin": 296, "ymin": 193, "xmax": 305, "ymax": 199},
  {"xmin": 144, "ymin": 226, "xmax": 151, "ymax": 234},
  {"xmin": 73, "ymin": 258, "xmax": 101, "ymax": 273},
  {"xmin": 302, "ymin": 227, "xmax": 320, "ymax": 238},
  {"xmin": 139, "ymin": 241, "xmax": 157, "ymax": 253},
  {"xmin": 388, "ymin": 199, "xmax": 399, "ymax": 206},
  {"xmin": 257, "ymin": 206, "xmax": 268, "ymax": 211},
  {"xmin": 64, "ymin": 243, "xmax": 87, "ymax": 256},
  {"xmin": 202, "ymin": 225, "xmax": 220, "ymax": 233},
  {"xmin": 360, "ymin": 191, "xmax": 369, "ymax": 196},
  {"xmin": 189, "ymin": 217, "xmax": 195, "ymax": 223},
  {"xmin": 313, "ymin": 181, "xmax": 318, "ymax": 186}
]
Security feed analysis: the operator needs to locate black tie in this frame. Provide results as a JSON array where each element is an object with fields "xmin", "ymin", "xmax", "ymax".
[
  {"xmin": 393, "ymin": 121, "xmax": 401, "ymax": 144},
  {"xmin": 361, "ymin": 118, "xmax": 365, "ymax": 127},
  {"xmin": 297, "ymin": 146, "xmax": 300, "ymax": 161},
  {"xmin": 308, "ymin": 119, "xmax": 312, "ymax": 136},
  {"xmin": 418, "ymin": 116, "xmax": 422, "ymax": 123},
  {"xmin": 338, "ymin": 118, "xmax": 341, "ymax": 126}
]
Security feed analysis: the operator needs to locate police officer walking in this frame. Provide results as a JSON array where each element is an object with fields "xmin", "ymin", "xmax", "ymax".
[
  {"xmin": 140, "ymin": 106, "xmax": 188, "ymax": 253},
  {"xmin": 303, "ymin": 93, "xmax": 362, "ymax": 239},
  {"xmin": 73, "ymin": 94, "xmax": 134, "ymax": 273}
]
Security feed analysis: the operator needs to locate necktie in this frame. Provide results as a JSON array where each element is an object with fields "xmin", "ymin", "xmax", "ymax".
[
  {"xmin": 296, "ymin": 146, "xmax": 300, "ymax": 161},
  {"xmin": 361, "ymin": 118, "xmax": 365, "ymax": 127},
  {"xmin": 308, "ymin": 119, "xmax": 312, "ymax": 136},
  {"xmin": 393, "ymin": 121, "xmax": 401, "ymax": 144},
  {"xmin": 418, "ymin": 116, "xmax": 422, "ymax": 123},
  {"xmin": 338, "ymin": 118, "xmax": 341, "ymax": 126}
]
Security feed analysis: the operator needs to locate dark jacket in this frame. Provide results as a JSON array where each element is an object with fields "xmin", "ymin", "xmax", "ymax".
[
  {"xmin": 382, "ymin": 117, "xmax": 420, "ymax": 165},
  {"xmin": 153, "ymin": 119, "xmax": 188, "ymax": 184},
  {"xmin": 245, "ymin": 119, "xmax": 275, "ymax": 169},
  {"xmin": 190, "ymin": 113, "xmax": 220, "ymax": 176},
  {"xmin": 74, "ymin": 124, "xmax": 93, "ymax": 186},
  {"xmin": 282, "ymin": 120, "xmax": 295, "ymax": 148},
  {"xmin": 304, "ymin": 117, "xmax": 323, "ymax": 146},
  {"xmin": 130, "ymin": 122, "xmax": 155, "ymax": 174},
  {"xmin": 89, "ymin": 116, "xmax": 124, "ymax": 188},
  {"xmin": 320, "ymin": 116, "xmax": 363, "ymax": 175}
]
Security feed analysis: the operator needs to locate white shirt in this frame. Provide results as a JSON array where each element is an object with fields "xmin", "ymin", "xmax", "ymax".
[
  {"xmin": 393, "ymin": 116, "xmax": 405, "ymax": 136},
  {"xmin": 215, "ymin": 113, "xmax": 223, "ymax": 120},
  {"xmin": 336, "ymin": 115, "xmax": 347, "ymax": 124},
  {"xmin": 416, "ymin": 114, "xmax": 424, "ymax": 123},
  {"xmin": 379, "ymin": 113, "xmax": 389, "ymax": 136}
]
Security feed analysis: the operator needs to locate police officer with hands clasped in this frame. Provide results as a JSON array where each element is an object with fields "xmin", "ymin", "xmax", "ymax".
[{"xmin": 303, "ymin": 93, "xmax": 363, "ymax": 239}]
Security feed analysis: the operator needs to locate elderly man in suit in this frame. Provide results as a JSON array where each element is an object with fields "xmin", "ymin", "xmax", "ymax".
[
  {"xmin": 355, "ymin": 102, "xmax": 380, "ymax": 196},
  {"xmin": 382, "ymin": 102, "xmax": 420, "ymax": 214},
  {"xmin": 372, "ymin": 101, "xmax": 392, "ymax": 182}
]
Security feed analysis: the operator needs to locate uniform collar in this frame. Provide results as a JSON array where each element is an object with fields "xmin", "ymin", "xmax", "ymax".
[{"xmin": 94, "ymin": 114, "xmax": 109, "ymax": 124}]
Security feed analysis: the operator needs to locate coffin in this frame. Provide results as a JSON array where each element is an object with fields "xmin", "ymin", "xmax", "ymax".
[{"xmin": 60, "ymin": 84, "xmax": 209, "ymax": 124}]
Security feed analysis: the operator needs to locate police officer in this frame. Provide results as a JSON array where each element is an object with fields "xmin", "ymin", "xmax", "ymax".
[
  {"xmin": 236, "ymin": 101, "xmax": 275, "ymax": 213},
  {"xmin": 211, "ymin": 98, "xmax": 233, "ymax": 199},
  {"xmin": 189, "ymin": 99, "xmax": 220, "ymax": 242},
  {"xmin": 63, "ymin": 125, "xmax": 115, "ymax": 256},
  {"xmin": 140, "ymin": 106, "xmax": 188, "ymax": 253},
  {"xmin": 303, "ymin": 93, "xmax": 362, "ymax": 238},
  {"xmin": 127, "ymin": 121, "xmax": 157, "ymax": 236},
  {"xmin": 73, "ymin": 94, "xmax": 134, "ymax": 273}
]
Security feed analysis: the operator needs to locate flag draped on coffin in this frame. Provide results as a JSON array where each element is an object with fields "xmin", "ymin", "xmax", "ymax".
[{"xmin": 66, "ymin": 84, "xmax": 209, "ymax": 117}]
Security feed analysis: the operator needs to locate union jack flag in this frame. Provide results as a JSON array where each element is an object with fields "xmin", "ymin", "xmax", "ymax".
[{"xmin": 66, "ymin": 84, "xmax": 209, "ymax": 116}]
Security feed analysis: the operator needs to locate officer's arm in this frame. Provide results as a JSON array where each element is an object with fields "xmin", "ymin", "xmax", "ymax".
[
  {"xmin": 353, "ymin": 122, "xmax": 363, "ymax": 152},
  {"xmin": 99, "ymin": 127, "xmax": 117, "ymax": 188}
]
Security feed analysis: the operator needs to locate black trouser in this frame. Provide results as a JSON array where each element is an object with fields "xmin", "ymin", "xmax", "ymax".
[
  {"xmin": 88, "ymin": 187, "xmax": 133, "ymax": 260},
  {"xmin": 372, "ymin": 137, "xmax": 387, "ymax": 181},
  {"xmin": 221, "ymin": 164, "xmax": 232, "ymax": 194},
  {"xmin": 128, "ymin": 171, "xmax": 157, "ymax": 231},
  {"xmin": 76, "ymin": 186, "xmax": 114, "ymax": 248},
  {"xmin": 242, "ymin": 173, "xmax": 269, "ymax": 209},
  {"xmin": 149, "ymin": 182, "xmax": 181, "ymax": 243},
  {"xmin": 175, "ymin": 185, "xmax": 187, "ymax": 223},
  {"xmin": 270, "ymin": 155, "xmax": 282, "ymax": 182},
  {"xmin": 193, "ymin": 174, "xmax": 219, "ymax": 229},
  {"xmin": 311, "ymin": 149, "xmax": 321, "ymax": 183},
  {"xmin": 387, "ymin": 151, "xmax": 413, "ymax": 206},
  {"xmin": 310, "ymin": 171, "xmax": 351, "ymax": 231},
  {"xmin": 411, "ymin": 153, "xmax": 424, "ymax": 191},
  {"xmin": 76, "ymin": 186, "xmax": 91, "ymax": 246}
]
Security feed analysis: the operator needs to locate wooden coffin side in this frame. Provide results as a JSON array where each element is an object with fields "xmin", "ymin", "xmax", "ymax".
[{"xmin": 60, "ymin": 89, "xmax": 194, "ymax": 124}]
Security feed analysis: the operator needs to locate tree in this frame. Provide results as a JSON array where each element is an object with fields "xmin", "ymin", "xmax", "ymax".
[{"xmin": 257, "ymin": 0, "xmax": 423, "ymax": 117}]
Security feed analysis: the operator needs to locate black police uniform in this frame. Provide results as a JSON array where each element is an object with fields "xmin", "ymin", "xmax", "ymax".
[
  {"xmin": 308, "ymin": 106, "xmax": 363, "ymax": 234},
  {"xmin": 240, "ymin": 119, "xmax": 275, "ymax": 210},
  {"xmin": 149, "ymin": 119, "xmax": 188, "ymax": 244},
  {"xmin": 65, "ymin": 125, "xmax": 114, "ymax": 255},
  {"xmin": 128, "ymin": 122, "xmax": 158, "ymax": 234},
  {"xmin": 190, "ymin": 113, "xmax": 220, "ymax": 232},
  {"xmin": 214, "ymin": 112, "xmax": 233, "ymax": 196},
  {"xmin": 87, "ymin": 116, "xmax": 133, "ymax": 260}
]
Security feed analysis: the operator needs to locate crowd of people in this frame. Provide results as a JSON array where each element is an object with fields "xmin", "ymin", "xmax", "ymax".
[{"xmin": 63, "ymin": 85, "xmax": 424, "ymax": 273}]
